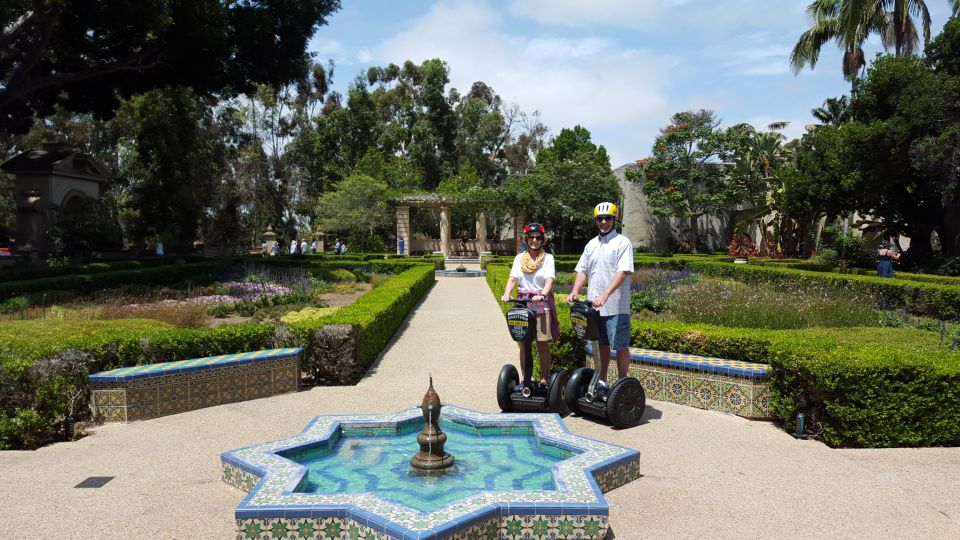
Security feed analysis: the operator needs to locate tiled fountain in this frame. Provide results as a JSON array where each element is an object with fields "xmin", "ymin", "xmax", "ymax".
[{"xmin": 221, "ymin": 383, "xmax": 641, "ymax": 539}]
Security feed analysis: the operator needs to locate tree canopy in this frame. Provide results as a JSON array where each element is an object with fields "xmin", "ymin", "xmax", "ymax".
[{"xmin": 0, "ymin": 0, "xmax": 341, "ymax": 134}]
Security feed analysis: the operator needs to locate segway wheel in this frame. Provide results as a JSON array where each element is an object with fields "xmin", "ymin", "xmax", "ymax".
[
  {"xmin": 564, "ymin": 367, "xmax": 593, "ymax": 415},
  {"xmin": 547, "ymin": 368, "xmax": 570, "ymax": 417},
  {"xmin": 497, "ymin": 364, "xmax": 520, "ymax": 412},
  {"xmin": 605, "ymin": 377, "xmax": 646, "ymax": 428}
]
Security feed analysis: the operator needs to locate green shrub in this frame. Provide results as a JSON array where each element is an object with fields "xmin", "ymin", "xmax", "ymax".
[
  {"xmin": 367, "ymin": 236, "xmax": 386, "ymax": 254},
  {"xmin": 280, "ymin": 306, "xmax": 341, "ymax": 325},
  {"xmin": 329, "ymin": 269, "xmax": 357, "ymax": 283},
  {"xmin": 0, "ymin": 296, "xmax": 28, "ymax": 314},
  {"xmin": 632, "ymin": 321, "xmax": 960, "ymax": 447},
  {"xmin": 288, "ymin": 265, "xmax": 435, "ymax": 384}
]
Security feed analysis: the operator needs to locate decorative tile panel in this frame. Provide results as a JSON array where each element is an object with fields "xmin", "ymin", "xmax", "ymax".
[
  {"xmin": 89, "ymin": 348, "xmax": 302, "ymax": 423},
  {"xmin": 583, "ymin": 346, "xmax": 772, "ymax": 419}
]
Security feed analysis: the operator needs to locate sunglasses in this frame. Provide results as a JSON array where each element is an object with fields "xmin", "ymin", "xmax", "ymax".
[
  {"xmin": 527, "ymin": 235, "xmax": 544, "ymax": 241},
  {"xmin": 595, "ymin": 216, "xmax": 614, "ymax": 222}
]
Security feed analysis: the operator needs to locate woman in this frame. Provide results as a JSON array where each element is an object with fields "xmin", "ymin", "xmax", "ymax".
[
  {"xmin": 877, "ymin": 240, "xmax": 900, "ymax": 278},
  {"xmin": 500, "ymin": 223, "xmax": 559, "ymax": 391}
]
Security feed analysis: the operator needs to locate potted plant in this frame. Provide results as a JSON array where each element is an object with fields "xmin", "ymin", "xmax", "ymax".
[{"xmin": 727, "ymin": 233, "xmax": 754, "ymax": 263}]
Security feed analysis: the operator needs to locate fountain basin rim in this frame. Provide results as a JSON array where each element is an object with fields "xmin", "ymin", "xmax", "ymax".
[{"xmin": 222, "ymin": 405, "xmax": 640, "ymax": 536}]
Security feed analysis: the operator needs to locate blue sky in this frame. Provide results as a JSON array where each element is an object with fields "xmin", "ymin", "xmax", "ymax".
[{"xmin": 309, "ymin": 0, "xmax": 956, "ymax": 168}]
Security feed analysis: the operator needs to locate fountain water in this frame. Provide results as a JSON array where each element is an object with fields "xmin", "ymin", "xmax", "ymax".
[{"xmin": 221, "ymin": 378, "xmax": 642, "ymax": 539}]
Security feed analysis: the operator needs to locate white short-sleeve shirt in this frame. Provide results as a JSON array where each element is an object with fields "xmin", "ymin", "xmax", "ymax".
[
  {"xmin": 574, "ymin": 230, "xmax": 634, "ymax": 316},
  {"xmin": 510, "ymin": 252, "xmax": 556, "ymax": 292}
]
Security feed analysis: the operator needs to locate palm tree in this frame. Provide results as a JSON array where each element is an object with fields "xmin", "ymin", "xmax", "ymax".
[
  {"xmin": 727, "ymin": 122, "xmax": 789, "ymax": 255},
  {"xmin": 811, "ymin": 96, "xmax": 852, "ymax": 124},
  {"xmin": 790, "ymin": 0, "xmax": 937, "ymax": 80}
]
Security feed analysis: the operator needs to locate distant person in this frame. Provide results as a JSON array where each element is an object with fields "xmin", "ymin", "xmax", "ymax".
[
  {"xmin": 877, "ymin": 240, "xmax": 901, "ymax": 278},
  {"xmin": 155, "ymin": 240, "xmax": 164, "ymax": 257},
  {"xmin": 289, "ymin": 239, "xmax": 297, "ymax": 255},
  {"xmin": 310, "ymin": 239, "xmax": 318, "ymax": 254},
  {"xmin": 300, "ymin": 239, "xmax": 308, "ymax": 256},
  {"xmin": 340, "ymin": 241, "xmax": 347, "ymax": 254},
  {"xmin": 271, "ymin": 240, "xmax": 280, "ymax": 256},
  {"xmin": 334, "ymin": 237, "xmax": 342, "ymax": 255}
]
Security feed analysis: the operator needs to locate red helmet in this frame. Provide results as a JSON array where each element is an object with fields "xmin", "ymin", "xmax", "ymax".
[{"xmin": 523, "ymin": 223, "xmax": 546, "ymax": 236}]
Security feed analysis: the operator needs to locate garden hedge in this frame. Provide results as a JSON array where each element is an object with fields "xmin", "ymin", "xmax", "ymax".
[
  {"xmin": 287, "ymin": 265, "xmax": 435, "ymax": 384},
  {"xmin": 0, "ymin": 319, "xmax": 274, "ymax": 449},
  {"xmin": 486, "ymin": 253, "xmax": 960, "ymax": 317},
  {"xmin": 0, "ymin": 260, "xmax": 437, "ymax": 449},
  {"xmin": 0, "ymin": 260, "xmax": 233, "ymax": 300},
  {"xmin": 634, "ymin": 322, "xmax": 959, "ymax": 447},
  {"xmin": 0, "ymin": 257, "xmax": 198, "ymax": 283},
  {"xmin": 485, "ymin": 262, "xmax": 960, "ymax": 447}
]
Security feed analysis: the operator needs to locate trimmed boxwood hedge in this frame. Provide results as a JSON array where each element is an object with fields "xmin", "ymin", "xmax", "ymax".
[
  {"xmin": 0, "ymin": 319, "xmax": 274, "ymax": 449},
  {"xmin": 0, "ymin": 261, "xmax": 436, "ymax": 449},
  {"xmin": 485, "ymin": 262, "xmax": 960, "ymax": 447},
  {"xmin": 0, "ymin": 260, "xmax": 232, "ymax": 300},
  {"xmin": 287, "ymin": 265, "xmax": 435, "ymax": 384},
  {"xmin": 0, "ymin": 258, "xmax": 182, "ymax": 283}
]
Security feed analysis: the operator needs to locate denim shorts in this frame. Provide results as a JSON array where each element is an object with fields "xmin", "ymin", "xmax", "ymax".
[{"xmin": 597, "ymin": 314, "xmax": 631, "ymax": 350}]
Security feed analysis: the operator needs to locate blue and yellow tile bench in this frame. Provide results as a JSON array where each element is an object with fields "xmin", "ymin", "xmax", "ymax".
[
  {"xmin": 587, "ymin": 345, "xmax": 771, "ymax": 418},
  {"xmin": 89, "ymin": 348, "xmax": 302, "ymax": 422}
]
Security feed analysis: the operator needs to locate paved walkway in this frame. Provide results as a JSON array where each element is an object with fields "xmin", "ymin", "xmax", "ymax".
[{"xmin": 1, "ymin": 274, "xmax": 959, "ymax": 538}]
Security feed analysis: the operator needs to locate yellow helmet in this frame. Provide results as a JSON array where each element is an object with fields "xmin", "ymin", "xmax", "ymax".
[{"xmin": 593, "ymin": 202, "xmax": 618, "ymax": 218}]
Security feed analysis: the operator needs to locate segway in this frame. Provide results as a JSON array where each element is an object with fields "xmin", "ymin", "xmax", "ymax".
[
  {"xmin": 496, "ymin": 298, "xmax": 569, "ymax": 414},
  {"xmin": 564, "ymin": 300, "xmax": 646, "ymax": 428}
]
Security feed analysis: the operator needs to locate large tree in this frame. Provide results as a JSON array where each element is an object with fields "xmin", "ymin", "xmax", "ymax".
[
  {"xmin": 314, "ymin": 175, "xmax": 392, "ymax": 252},
  {"xmin": 845, "ymin": 50, "xmax": 960, "ymax": 261},
  {"xmin": 626, "ymin": 109, "xmax": 733, "ymax": 249},
  {"xmin": 789, "ymin": 0, "xmax": 947, "ymax": 79},
  {"xmin": 122, "ymin": 87, "xmax": 227, "ymax": 249},
  {"xmin": 0, "ymin": 0, "xmax": 341, "ymax": 133},
  {"xmin": 501, "ymin": 126, "xmax": 620, "ymax": 250},
  {"xmin": 726, "ymin": 121, "xmax": 790, "ymax": 253}
]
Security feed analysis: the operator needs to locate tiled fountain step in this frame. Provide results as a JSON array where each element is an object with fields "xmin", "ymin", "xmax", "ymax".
[
  {"xmin": 585, "ymin": 344, "xmax": 771, "ymax": 419},
  {"xmin": 88, "ymin": 348, "xmax": 302, "ymax": 422}
]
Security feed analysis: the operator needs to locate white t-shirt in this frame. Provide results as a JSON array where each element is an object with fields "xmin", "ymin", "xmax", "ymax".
[
  {"xmin": 510, "ymin": 252, "xmax": 556, "ymax": 292},
  {"xmin": 574, "ymin": 230, "xmax": 634, "ymax": 316}
]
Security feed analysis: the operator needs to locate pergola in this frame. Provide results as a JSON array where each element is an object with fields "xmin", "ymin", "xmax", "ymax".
[{"xmin": 394, "ymin": 195, "xmax": 525, "ymax": 257}]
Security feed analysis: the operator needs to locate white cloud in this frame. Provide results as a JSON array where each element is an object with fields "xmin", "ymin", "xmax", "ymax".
[
  {"xmin": 372, "ymin": 0, "xmax": 672, "ymax": 166},
  {"xmin": 311, "ymin": 39, "xmax": 343, "ymax": 57},
  {"xmin": 356, "ymin": 48, "xmax": 373, "ymax": 63},
  {"xmin": 506, "ymin": 0, "xmax": 676, "ymax": 28}
]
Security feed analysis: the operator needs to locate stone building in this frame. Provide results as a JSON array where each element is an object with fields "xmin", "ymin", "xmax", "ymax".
[
  {"xmin": 614, "ymin": 162, "xmax": 729, "ymax": 253},
  {"xmin": 1, "ymin": 142, "xmax": 109, "ymax": 256}
]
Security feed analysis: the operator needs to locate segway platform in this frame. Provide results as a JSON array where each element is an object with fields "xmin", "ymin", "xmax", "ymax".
[
  {"xmin": 564, "ymin": 300, "xmax": 646, "ymax": 428},
  {"xmin": 496, "ymin": 299, "xmax": 568, "ymax": 415}
]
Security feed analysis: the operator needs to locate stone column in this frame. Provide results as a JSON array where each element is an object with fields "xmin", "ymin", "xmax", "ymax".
[
  {"xmin": 395, "ymin": 205, "xmax": 411, "ymax": 255},
  {"xmin": 440, "ymin": 205, "xmax": 451, "ymax": 256},
  {"xmin": 514, "ymin": 210, "xmax": 525, "ymax": 254},
  {"xmin": 475, "ymin": 211, "xmax": 488, "ymax": 253}
]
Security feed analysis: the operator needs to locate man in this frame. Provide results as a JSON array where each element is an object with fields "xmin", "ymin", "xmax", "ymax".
[{"xmin": 566, "ymin": 202, "xmax": 634, "ymax": 383}]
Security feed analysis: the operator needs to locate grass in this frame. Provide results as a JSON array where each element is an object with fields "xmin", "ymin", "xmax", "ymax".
[{"xmin": 664, "ymin": 277, "xmax": 882, "ymax": 329}]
